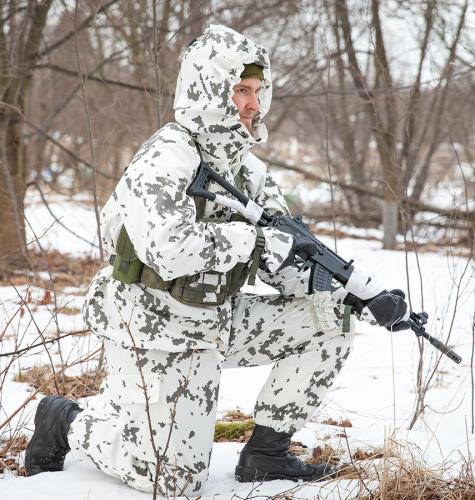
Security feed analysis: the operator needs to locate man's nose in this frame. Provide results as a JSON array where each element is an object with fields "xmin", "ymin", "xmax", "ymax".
[{"xmin": 247, "ymin": 93, "xmax": 260, "ymax": 112}]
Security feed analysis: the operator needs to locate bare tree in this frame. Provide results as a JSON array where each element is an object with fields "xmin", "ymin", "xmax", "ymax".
[
  {"xmin": 0, "ymin": 0, "xmax": 120, "ymax": 275},
  {"xmin": 1, "ymin": 0, "xmax": 472, "ymax": 274},
  {"xmin": 0, "ymin": 0, "xmax": 54, "ymax": 274}
]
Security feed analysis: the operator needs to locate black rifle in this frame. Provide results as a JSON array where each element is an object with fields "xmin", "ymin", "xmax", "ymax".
[{"xmin": 187, "ymin": 161, "xmax": 462, "ymax": 365}]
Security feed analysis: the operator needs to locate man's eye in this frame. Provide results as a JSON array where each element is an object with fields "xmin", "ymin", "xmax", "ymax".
[{"xmin": 239, "ymin": 88, "xmax": 247, "ymax": 94}]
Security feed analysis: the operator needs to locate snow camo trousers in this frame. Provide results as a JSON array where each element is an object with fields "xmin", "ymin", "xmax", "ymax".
[{"xmin": 68, "ymin": 293, "xmax": 353, "ymax": 496}]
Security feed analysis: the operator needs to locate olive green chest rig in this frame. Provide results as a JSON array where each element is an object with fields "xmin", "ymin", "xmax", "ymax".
[{"xmin": 110, "ymin": 154, "xmax": 265, "ymax": 307}]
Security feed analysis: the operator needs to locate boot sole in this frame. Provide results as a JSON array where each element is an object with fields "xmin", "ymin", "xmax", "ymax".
[
  {"xmin": 25, "ymin": 396, "xmax": 61, "ymax": 476},
  {"xmin": 235, "ymin": 465, "xmax": 335, "ymax": 483}
]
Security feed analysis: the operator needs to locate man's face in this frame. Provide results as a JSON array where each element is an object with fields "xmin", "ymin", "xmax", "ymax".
[{"xmin": 231, "ymin": 77, "xmax": 262, "ymax": 133}]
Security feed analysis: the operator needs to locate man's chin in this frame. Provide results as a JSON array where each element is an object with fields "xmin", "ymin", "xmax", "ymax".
[{"xmin": 241, "ymin": 120, "xmax": 254, "ymax": 134}]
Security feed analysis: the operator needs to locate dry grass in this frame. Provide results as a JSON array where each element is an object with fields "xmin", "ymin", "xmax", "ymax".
[
  {"xmin": 337, "ymin": 439, "xmax": 475, "ymax": 500},
  {"xmin": 322, "ymin": 417, "xmax": 353, "ymax": 428},
  {"xmin": 0, "ymin": 435, "xmax": 28, "ymax": 477},
  {"xmin": 270, "ymin": 436, "xmax": 475, "ymax": 499},
  {"xmin": 221, "ymin": 409, "xmax": 252, "ymax": 422},
  {"xmin": 214, "ymin": 411, "xmax": 255, "ymax": 442},
  {"xmin": 359, "ymin": 458, "xmax": 475, "ymax": 499},
  {"xmin": 3, "ymin": 249, "xmax": 100, "ymax": 290},
  {"xmin": 14, "ymin": 365, "xmax": 105, "ymax": 399},
  {"xmin": 214, "ymin": 420, "xmax": 255, "ymax": 442},
  {"xmin": 352, "ymin": 447, "xmax": 384, "ymax": 461},
  {"xmin": 308, "ymin": 443, "xmax": 342, "ymax": 466},
  {"xmin": 213, "ymin": 411, "xmax": 333, "ymax": 448}
]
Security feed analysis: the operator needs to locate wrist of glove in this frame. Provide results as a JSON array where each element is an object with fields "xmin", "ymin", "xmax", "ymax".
[{"xmin": 344, "ymin": 288, "xmax": 411, "ymax": 332}]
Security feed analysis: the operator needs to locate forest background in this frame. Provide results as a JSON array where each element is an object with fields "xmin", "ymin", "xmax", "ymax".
[
  {"xmin": 0, "ymin": 1, "xmax": 474, "ymax": 498},
  {"xmin": 0, "ymin": 0, "xmax": 474, "ymax": 267}
]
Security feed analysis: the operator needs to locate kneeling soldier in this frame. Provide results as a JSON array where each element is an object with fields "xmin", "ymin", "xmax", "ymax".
[{"xmin": 26, "ymin": 24, "xmax": 409, "ymax": 496}]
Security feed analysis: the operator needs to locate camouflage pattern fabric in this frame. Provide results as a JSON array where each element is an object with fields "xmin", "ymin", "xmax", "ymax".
[
  {"xmin": 73, "ymin": 24, "xmax": 355, "ymax": 496},
  {"xmin": 69, "ymin": 292, "xmax": 353, "ymax": 495}
]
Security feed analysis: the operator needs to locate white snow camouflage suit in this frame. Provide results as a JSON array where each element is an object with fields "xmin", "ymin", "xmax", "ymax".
[{"xmin": 69, "ymin": 24, "xmax": 354, "ymax": 496}]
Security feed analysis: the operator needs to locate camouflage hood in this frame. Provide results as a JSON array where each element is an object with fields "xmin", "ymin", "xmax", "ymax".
[{"xmin": 174, "ymin": 24, "xmax": 272, "ymax": 175}]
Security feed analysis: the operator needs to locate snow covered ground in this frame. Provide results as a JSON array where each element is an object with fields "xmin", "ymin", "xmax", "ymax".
[{"xmin": 0, "ymin": 191, "xmax": 473, "ymax": 499}]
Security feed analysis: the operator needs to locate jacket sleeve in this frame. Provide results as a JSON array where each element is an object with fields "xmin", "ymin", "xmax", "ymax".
[{"xmin": 116, "ymin": 139, "xmax": 292, "ymax": 281}]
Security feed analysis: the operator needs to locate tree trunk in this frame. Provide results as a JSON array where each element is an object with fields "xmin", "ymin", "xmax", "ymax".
[
  {"xmin": 382, "ymin": 199, "xmax": 398, "ymax": 249},
  {"xmin": 0, "ymin": 0, "xmax": 54, "ymax": 275},
  {"xmin": 335, "ymin": 0, "xmax": 400, "ymax": 248},
  {"xmin": 329, "ymin": 3, "xmax": 370, "ymax": 213},
  {"xmin": 0, "ymin": 107, "xmax": 28, "ymax": 273}
]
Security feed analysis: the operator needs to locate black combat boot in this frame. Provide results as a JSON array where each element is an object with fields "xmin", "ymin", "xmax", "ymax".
[
  {"xmin": 25, "ymin": 396, "xmax": 83, "ymax": 476},
  {"xmin": 235, "ymin": 424, "xmax": 337, "ymax": 482}
]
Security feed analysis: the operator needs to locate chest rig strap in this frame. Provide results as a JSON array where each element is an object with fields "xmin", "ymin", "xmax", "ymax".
[{"xmin": 247, "ymin": 227, "xmax": 265, "ymax": 286}]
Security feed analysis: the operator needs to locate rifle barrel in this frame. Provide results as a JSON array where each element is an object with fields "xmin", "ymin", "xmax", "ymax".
[{"xmin": 408, "ymin": 318, "xmax": 462, "ymax": 364}]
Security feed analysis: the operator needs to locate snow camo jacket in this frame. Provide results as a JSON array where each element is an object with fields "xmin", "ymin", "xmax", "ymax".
[{"xmin": 84, "ymin": 24, "xmax": 314, "ymax": 352}]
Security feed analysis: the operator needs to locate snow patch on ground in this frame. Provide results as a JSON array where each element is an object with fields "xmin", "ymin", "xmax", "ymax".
[{"xmin": 1, "ymin": 192, "xmax": 473, "ymax": 498}]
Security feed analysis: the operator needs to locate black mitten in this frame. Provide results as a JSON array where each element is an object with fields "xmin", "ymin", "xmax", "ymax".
[
  {"xmin": 386, "ymin": 289, "xmax": 411, "ymax": 331},
  {"xmin": 344, "ymin": 288, "xmax": 410, "ymax": 331}
]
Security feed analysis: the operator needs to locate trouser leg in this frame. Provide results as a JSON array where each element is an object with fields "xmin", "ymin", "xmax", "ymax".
[
  {"xmin": 68, "ymin": 339, "xmax": 222, "ymax": 496},
  {"xmin": 224, "ymin": 294, "xmax": 353, "ymax": 433}
]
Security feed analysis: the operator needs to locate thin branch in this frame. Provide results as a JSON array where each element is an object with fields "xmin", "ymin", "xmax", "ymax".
[
  {"xmin": 33, "ymin": 182, "xmax": 99, "ymax": 248},
  {"xmin": 0, "ymin": 347, "xmax": 101, "ymax": 432},
  {"xmin": 11, "ymin": 284, "xmax": 60, "ymax": 394},
  {"xmin": 258, "ymin": 154, "xmax": 475, "ymax": 222},
  {"xmin": 272, "ymin": 68, "xmax": 474, "ymax": 100},
  {"xmin": 37, "ymin": 0, "xmax": 120, "ymax": 59},
  {"xmin": 0, "ymin": 330, "xmax": 90, "ymax": 358},
  {"xmin": 34, "ymin": 63, "xmax": 163, "ymax": 94},
  {"xmin": 74, "ymin": 0, "xmax": 103, "ymax": 260},
  {"xmin": 0, "ymin": 100, "xmax": 119, "ymax": 180}
]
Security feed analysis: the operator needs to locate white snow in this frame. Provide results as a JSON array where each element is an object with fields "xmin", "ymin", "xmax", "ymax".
[{"xmin": 1, "ymin": 191, "xmax": 473, "ymax": 499}]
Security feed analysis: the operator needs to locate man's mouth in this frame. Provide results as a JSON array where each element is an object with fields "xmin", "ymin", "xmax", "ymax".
[{"xmin": 239, "ymin": 115, "xmax": 257, "ymax": 133}]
